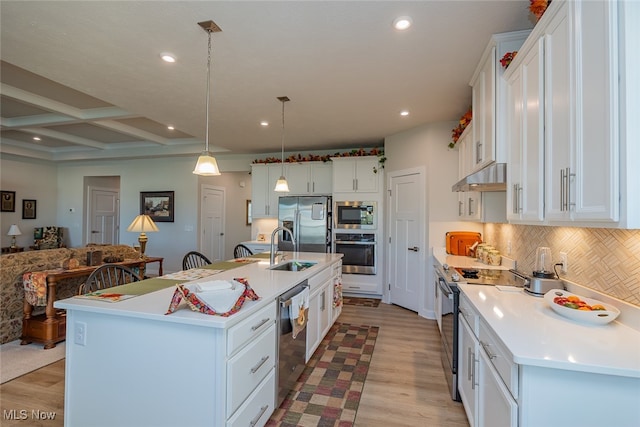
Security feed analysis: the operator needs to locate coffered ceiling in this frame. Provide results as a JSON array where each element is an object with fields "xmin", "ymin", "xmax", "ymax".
[{"xmin": 0, "ymin": 1, "xmax": 533, "ymax": 163}]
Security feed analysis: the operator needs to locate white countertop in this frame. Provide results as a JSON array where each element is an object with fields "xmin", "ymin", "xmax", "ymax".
[
  {"xmin": 433, "ymin": 248, "xmax": 513, "ymax": 271},
  {"xmin": 458, "ymin": 284, "xmax": 640, "ymax": 378},
  {"xmin": 55, "ymin": 252, "xmax": 343, "ymax": 329}
]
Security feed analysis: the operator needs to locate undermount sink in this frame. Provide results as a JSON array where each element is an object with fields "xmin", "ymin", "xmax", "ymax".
[{"xmin": 270, "ymin": 260, "xmax": 317, "ymax": 272}]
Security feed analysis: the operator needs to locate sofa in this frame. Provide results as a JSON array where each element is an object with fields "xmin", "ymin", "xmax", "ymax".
[{"xmin": 0, "ymin": 244, "xmax": 139, "ymax": 344}]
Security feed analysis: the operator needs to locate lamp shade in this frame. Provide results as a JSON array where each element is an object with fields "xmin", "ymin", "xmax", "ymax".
[
  {"xmin": 126, "ymin": 215, "xmax": 159, "ymax": 233},
  {"xmin": 192, "ymin": 151, "xmax": 221, "ymax": 176},
  {"xmin": 274, "ymin": 176, "xmax": 290, "ymax": 192},
  {"xmin": 7, "ymin": 224, "xmax": 22, "ymax": 236}
]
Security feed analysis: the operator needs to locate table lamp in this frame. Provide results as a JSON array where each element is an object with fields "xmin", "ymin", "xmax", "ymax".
[
  {"xmin": 7, "ymin": 224, "xmax": 22, "ymax": 248},
  {"xmin": 126, "ymin": 215, "xmax": 158, "ymax": 257}
]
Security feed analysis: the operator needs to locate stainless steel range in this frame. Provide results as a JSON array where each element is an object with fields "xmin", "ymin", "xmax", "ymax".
[{"xmin": 435, "ymin": 264, "xmax": 528, "ymax": 401}]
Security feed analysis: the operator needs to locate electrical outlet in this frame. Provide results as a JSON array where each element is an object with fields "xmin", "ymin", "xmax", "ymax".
[
  {"xmin": 559, "ymin": 252, "xmax": 568, "ymax": 274},
  {"xmin": 74, "ymin": 321, "xmax": 87, "ymax": 346}
]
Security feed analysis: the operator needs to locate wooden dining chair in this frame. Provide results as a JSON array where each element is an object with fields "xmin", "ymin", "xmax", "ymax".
[
  {"xmin": 79, "ymin": 264, "xmax": 140, "ymax": 294},
  {"xmin": 233, "ymin": 244, "xmax": 254, "ymax": 259},
  {"xmin": 182, "ymin": 251, "xmax": 212, "ymax": 270}
]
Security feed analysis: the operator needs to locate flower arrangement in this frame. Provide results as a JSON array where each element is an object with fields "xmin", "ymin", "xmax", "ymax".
[
  {"xmin": 500, "ymin": 51, "xmax": 518, "ymax": 69},
  {"xmin": 449, "ymin": 107, "xmax": 472, "ymax": 149},
  {"xmin": 530, "ymin": 0, "xmax": 551, "ymax": 20},
  {"xmin": 252, "ymin": 147, "xmax": 384, "ymax": 164}
]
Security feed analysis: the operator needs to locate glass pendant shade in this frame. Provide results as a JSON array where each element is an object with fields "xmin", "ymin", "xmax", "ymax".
[
  {"xmin": 193, "ymin": 151, "xmax": 221, "ymax": 175},
  {"xmin": 274, "ymin": 176, "xmax": 290, "ymax": 192}
]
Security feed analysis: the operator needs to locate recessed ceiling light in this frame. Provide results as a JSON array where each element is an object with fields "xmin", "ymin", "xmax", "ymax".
[
  {"xmin": 393, "ymin": 16, "xmax": 412, "ymax": 31},
  {"xmin": 161, "ymin": 53, "xmax": 176, "ymax": 63},
  {"xmin": 260, "ymin": 121, "xmax": 269, "ymax": 127},
  {"xmin": 33, "ymin": 136, "xmax": 41, "ymax": 141},
  {"xmin": 400, "ymin": 110, "xmax": 410, "ymax": 116},
  {"xmin": 167, "ymin": 125, "xmax": 175, "ymax": 130}
]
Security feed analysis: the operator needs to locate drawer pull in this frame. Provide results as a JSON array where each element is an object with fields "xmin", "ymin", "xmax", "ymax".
[
  {"xmin": 481, "ymin": 341, "xmax": 497, "ymax": 360},
  {"xmin": 251, "ymin": 318, "xmax": 270, "ymax": 331},
  {"xmin": 249, "ymin": 405, "xmax": 269, "ymax": 426},
  {"xmin": 250, "ymin": 356, "xmax": 269, "ymax": 374}
]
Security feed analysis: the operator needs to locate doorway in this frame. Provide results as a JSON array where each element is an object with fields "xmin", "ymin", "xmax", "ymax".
[
  {"xmin": 86, "ymin": 177, "xmax": 121, "ymax": 245},
  {"xmin": 387, "ymin": 168, "xmax": 425, "ymax": 312},
  {"xmin": 200, "ymin": 185, "xmax": 225, "ymax": 262}
]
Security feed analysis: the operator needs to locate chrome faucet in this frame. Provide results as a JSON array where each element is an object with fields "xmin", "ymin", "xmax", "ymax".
[{"xmin": 270, "ymin": 226, "xmax": 296, "ymax": 266}]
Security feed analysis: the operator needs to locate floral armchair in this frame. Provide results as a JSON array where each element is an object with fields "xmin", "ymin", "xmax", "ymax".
[{"xmin": 33, "ymin": 226, "xmax": 65, "ymax": 250}]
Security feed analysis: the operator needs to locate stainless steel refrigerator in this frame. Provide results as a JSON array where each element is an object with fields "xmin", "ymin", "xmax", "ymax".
[{"xmin": 278, "ymin": 196, "xmax": 332, "ymax": 253}]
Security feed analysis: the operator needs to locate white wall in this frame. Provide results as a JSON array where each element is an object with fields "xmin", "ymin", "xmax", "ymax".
[
  {"xmin": 385, "ymin": 121, "xmax": 482, "ymax": 318},
  {"xmin": 0, "ymin": 155, "xmax": 59, "ymax": 248}
]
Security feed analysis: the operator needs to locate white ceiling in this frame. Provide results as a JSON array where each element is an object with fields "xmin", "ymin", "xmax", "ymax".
[{"xmin": 0, "ymin": 1, "xmax": 534, "ymax": 163}]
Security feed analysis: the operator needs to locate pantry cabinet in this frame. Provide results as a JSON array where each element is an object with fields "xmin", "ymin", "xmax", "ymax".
[
  {"xmin": 286, "ymin": 161, "xmax": 332, "ymax": 195},
  {"xmin": 331, "ymin": 156, "xmax": 380, "ymax": 193},
  {"xmin": 251, "ymin": 163, "xmax": 282, "ymax": 218}
]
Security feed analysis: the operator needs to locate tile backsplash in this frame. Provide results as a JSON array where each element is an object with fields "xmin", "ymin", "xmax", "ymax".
[{"xmin": 483, "ymin": 224, "xmax": 640, "ymax": 306}]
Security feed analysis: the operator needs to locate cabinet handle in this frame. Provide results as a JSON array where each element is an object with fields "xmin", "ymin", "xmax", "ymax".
[
  {"xmin": 307, "ymin": 182, "xmax": 310, "ymax": 193},
  {"xmin": 560, "ymin": 168, "xmax": 567, "ymax": 211},
  {"xmin": 312, "ymin": 182, "xmax": 315, "ymax": 193},
  {"xmin": 459, "ymin": 200, "xmax": 464, "ymax": 216},
  {"xmin": 250, "ymin": 355, "xmax": 269, "ymax": 374},
  {"xmin": 468, "ymin": 197, "xmax": 474, "ymax": 216},
  {"xmin": 481, "ymin": 341, "xmax": 497, "ymax": 360},
  {"xmin": 467, "ymin": 347, "xmax": 473, "ymax": 381},
  {"xmin": 512, "ymin": 184, "xmax": 519, "ymax": 214},
  {"xmin": 249, "ymin": 405, "xmax": 269, "ymax": 427},
  {"xmin": 476, "ymin": 141, "xmax": 483, "ymax": 163},
  {"xmin": 470, "ymin": 350, "xmax": 477, "ymax": 389},
  {"xmin": 251, "ymin": 318, "xmax": 270, "ymax": 331},
  {"xmin": 321, "ymin": 291, "xmax": 325, "ymax": 311},
  {"xmin": 567, "ymin": 167, "xmax": 575, "ymax": 210}
]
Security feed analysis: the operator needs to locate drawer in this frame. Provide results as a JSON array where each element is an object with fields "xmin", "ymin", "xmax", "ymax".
[
  {"xmin": 459, "ymin": 293, "xmax": 479, "ymax": 336},
  {"xmin": 227, "ymin": 302, "xmax": 276, "ymax": 356},
  {"xmin": 479, "ymin": 318, "xmax": 518, "ymax": 399},
  {"xmin": 227, "ymin": 368, "xmax": 276, "ymax": 427},
  {"xmin": 307, "ymin": 265, "xmax": 331, "ymax": 291},
  {"xmin": 227, "ymin": 324, "xmax": 276, "ymax": 415}
]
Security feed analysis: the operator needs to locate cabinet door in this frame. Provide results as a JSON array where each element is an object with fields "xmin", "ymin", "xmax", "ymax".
[
  {"xmin": 306, "ymin": 291, "xmax": 320, "ymax": 362},
  {"xmin": 251, "ymin": 165, "xmax": 270, "ymax": 218},
  {"xmin": 458, "ymin": 314, "xmax": 478, "ymax": 427},
  {"xmin": 471, "ymin": 47, "xmax": 496, "ymax": 171},
  {"xmin": 478, "ymin": 350, "xmax": 518, "ymax": 427},
  {"xmin": 507, "ymin": 38, "xmax": 545, "ymax": 223},
  {"xmin": 332, "ymin": 159, "xmax": 356, "ymax": 192},
  {"xmin": 354, "ymin": 157, "xmax": 379, "ymax": 192},
  {"xmin": 286, "ymin": 163, "xmax": 310, "ymax": 195},
  {"xmin": 310, "ymin": 162, "xmax": 332, "ymax": 194}
]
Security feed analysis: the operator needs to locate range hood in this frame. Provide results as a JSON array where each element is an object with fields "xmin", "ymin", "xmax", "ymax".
[{"xmin": 452, "ymin": 163, "xmax": 507, "ymax": 192}]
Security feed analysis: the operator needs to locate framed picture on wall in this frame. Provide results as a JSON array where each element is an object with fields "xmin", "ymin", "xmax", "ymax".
[
  {"xmin": 1, "ymin": 191, "xmax": 16, "ymax": 212},
  {"xmin": 140, "ymin": 191, "xmax": 174, "ymax": 222},
  {"xmin": 22, "ymin": 199, "xmax": 37, "ymax": 219}
]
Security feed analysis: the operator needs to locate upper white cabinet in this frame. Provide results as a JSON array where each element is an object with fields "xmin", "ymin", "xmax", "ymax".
[
  {"xmin": 469, "ymin": 30, "xmax": 531, "ymax": 172},
  {"xmin": 457, "ymin": 124, "xmax": 482, "ymax": 221},
  {"xmin": 286, "ymin": 161, "xmax": 332, "ymax": 195},
  {"xmin": 505, "ymin": 0, "xmax": 638, "ymax": 228},
  {"xmin": 331, "ymin": 156, "xmax": 381, "ymax": 193},
  {"xmin": 505, "ymin": 38, "xmax": 545, "ymax": 223},
  {"xmin": 250, "ymin": 163, "xmax": 282, "ymax": 218}
]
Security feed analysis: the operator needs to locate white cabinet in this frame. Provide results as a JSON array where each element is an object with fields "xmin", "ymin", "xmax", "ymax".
[
  {"xmin": 459, "ymin": 293, "xmax": 518, "ymax": 427},
  {"xmin": 456, "ymin": 124, "xmax": 482, "ymax": 222},
  {"xmin": 241, "ymin": 241, "xmax": 270, "ymax": 254},
  {"xmin": 505, "ymin": 37, "xmax": 545, "ymax": 223},
  {"xmin": 331, "ymin": 156, "xmax": 381, "ymax": 193},
  {"xmin": 469, "ymin": 31, "xmax": 530, "ymax": 171},
  {"xmin": 251, "ymin": 164, "xmax": 282, "ymax": 218},
  {"xmin": 286, "ymin": 161, "xmax": 332, "ymax": 195},
  {"xmin": 306, "ymin": 265, "xmax": 335, "ymax": 362}
]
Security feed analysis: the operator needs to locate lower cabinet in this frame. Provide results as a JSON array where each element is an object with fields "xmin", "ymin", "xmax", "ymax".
[
  {"xmin": 306, "ymin": 270, "xmax": 333, "ymax": 362},
  {"xmin": 459, "ymin": 294, "xmax": 518, "ymax": 427}
]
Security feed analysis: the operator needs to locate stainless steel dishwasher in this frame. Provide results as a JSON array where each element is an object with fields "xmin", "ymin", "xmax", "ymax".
[{"xmin": 277, "ymin": 280, "xmax": 309, "ymax": 407}]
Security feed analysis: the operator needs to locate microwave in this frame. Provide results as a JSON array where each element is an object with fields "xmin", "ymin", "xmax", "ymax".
[{"xmin": 335, "ymin": 201, "xmax": 376, "ymax": 229}]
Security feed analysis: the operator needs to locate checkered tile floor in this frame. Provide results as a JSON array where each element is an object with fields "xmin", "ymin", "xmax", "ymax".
[{"xmin": 267, "ymin": 322, "xmax": 379, "ymax": 427}]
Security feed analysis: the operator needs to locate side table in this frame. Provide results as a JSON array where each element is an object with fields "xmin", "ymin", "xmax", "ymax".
[{"xmin": 2, "ymin": 246, "xmax": 24, "ymax": 254}]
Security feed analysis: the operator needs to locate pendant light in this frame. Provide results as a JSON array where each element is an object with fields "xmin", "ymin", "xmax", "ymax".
[
  {"xmin": 193, "ymin": 20, "xmax": 222, "ymax": 176},
  {"xmin": 274, "ymin": 96, "xmax": 290, "ymax": 192}
]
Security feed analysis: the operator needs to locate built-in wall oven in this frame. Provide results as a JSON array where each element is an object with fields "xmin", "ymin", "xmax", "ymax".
[{"xmin": 333, "ymin": 233, "xmax": 376, "ymax": 275}]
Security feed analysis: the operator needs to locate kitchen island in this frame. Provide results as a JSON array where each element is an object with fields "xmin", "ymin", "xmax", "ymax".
[{"xmin": 55, "ymin": 252, "xmax": 343, "ymax": 427}]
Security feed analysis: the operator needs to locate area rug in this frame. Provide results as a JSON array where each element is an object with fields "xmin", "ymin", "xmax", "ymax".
[
  {"xmin": 0, "ymin": 340, "xmax": 66, "ymax": 384},
  {"xmin": 267, "ymin": 322, "xmax": 379, "ymax": 427},
  {"xmin": 342, "ymin": 297, "xmax": 381, "ymax": 308}
]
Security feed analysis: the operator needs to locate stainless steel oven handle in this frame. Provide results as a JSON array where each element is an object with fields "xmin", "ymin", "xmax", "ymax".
[{"xmin": 334, "ymin": 241, "xmax": 375, "ymax": 245}]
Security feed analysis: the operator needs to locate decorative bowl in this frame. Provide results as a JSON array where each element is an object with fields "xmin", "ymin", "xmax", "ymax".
[{"xmin": 543, "ymin": 289, "xmax": 620, "ymax": 325}]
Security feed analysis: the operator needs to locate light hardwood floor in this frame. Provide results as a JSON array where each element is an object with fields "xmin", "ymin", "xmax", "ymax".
[{"xmin": 0, "ymin": 302, "xmax": 468, "ymax": 427}]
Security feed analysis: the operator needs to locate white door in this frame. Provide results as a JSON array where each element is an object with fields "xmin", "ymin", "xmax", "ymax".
[
  {"xmin": 88, "ymin": 187, "xmax": 119, "ymax": 245},
  {"xmin": 388, "ymin": 170, "xmax": 423, "ymax": 312},
  {"xmin": 201, "ymin": 185, "xmax": 225, "ymax": 262}
]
